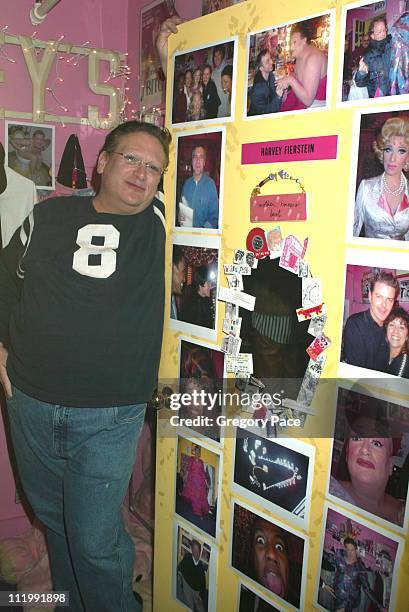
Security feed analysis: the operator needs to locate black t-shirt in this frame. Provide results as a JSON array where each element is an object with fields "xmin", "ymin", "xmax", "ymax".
[
  {"xmin": 343, "ymin": 309, "xmax": 389, "ymax": 372},
  {"xmin": 178, "ymin": 553, "xmax": 206, "ymax": 593},
  {"xmin": 0, "ymin": 195, "xmax": 166, "ymax": 407},
  {"xmin": 387, "ymin": 353, "xmax": 409, "ymax": 378}
]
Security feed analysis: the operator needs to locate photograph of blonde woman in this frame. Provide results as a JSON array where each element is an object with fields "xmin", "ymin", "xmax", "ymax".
[{"xmin": 353, "ymin": 114, "xmax": 409, "ymax": 242}]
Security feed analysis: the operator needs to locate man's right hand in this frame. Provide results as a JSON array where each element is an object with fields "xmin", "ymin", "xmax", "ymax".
[
  {"xmin": 0, "ymin": 343, "xmax": 12, "ymax": 398},
  {"xmin": 358, "ymin": 57, "xmax": 368, "ymax": 73},
  {"xmin": 155, "ymin": 15, "xmax": 183, "ymax": 76}
]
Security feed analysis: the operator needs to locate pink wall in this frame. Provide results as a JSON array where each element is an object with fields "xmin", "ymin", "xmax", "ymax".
[
  {"xmin": 1, "ymin": 0, "xmax": 129, "ymax": 182},
  {"xmin": 344, "ymin": 264, "xmax": 409, "ymax": 318},
  {"xmin": 345, "ymin": 0, "xmax": 403, "ymax": 36}
]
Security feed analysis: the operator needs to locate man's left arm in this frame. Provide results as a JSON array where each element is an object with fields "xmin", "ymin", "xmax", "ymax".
[
  {"xmin": 208, "ymin": 179, "xmax": 219, "ymax": 229},
  {"xmin": 359, "ymin": 569, "xmax": 386, "ymax": 611},
  {"xmin": 277, "ymin": 56, "xmax": 323, "ymax": 107},
  {"xmin": 0, "ymin": 218, "xmax": 30, "ymax": 396}
]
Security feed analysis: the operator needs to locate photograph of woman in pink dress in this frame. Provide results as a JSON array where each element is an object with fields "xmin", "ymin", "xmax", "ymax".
[
  {"xmin": 182, "ymin": 444, "xmax": 210, "ymax": 516},
  {"xmin": 176, "ymin": 440, "xmax": 220, "ymax": 538}
]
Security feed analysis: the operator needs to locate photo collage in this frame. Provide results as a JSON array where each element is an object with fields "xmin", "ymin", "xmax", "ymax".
[{"xmin": 163, "ymin": 0, "xmax": 409, "ymax": 610}]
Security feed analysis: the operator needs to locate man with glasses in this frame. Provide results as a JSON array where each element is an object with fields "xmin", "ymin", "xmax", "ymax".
[
  {"xmin": 0, "ymin": 121, "xmax": 171, "ymax": 612},
  {"xmin": 179, "ymin": 145, "xmax": 219, "ymax": 229}
]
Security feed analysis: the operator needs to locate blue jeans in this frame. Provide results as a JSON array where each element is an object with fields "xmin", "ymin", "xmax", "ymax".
[{"xmin": 6, "ymin": 385, "xmax": 146, "ymax": 612}]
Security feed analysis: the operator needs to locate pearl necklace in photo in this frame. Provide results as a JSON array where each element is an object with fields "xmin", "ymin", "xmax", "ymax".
[{"xmin": 382, "ymin": 172, "xmax": 405, "ymax": 197}]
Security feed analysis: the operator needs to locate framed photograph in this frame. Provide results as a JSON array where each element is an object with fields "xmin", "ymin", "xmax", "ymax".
[
  {"xmin": 170, "ymin": 37, "xmax": 237, "ymax": 127},
  {"xmin": 174, "ymin": 127, "xmax": 225, "ymax": 233},
  {"xmin": 173, "ymin": 520, "xmax": 217, "ymax": 611},
  {"xmin": 245, "ymin": 11, "xmax": 334, "ymax": 118},
  {"xmin": 327, "ymin": 383, "xmax": 409, "ymax": 533},
  {"xmin": 232, "ymin": 429, "xmax": 314, "ymax": 530},
  {"xmin": 315, "ymin": 503, "xmax": 403, "ymax": 612},
  {"xmin": 237, "ymin": 582, "xmax": 284, "ymax": 611},
  {"xmin": 346, "ymin": 105, "xmax": 409, "ymax": 247},
  {"xmin": 140, "ymin": 0, "xmax": 175, "ymax": 119},
  {"xmin": 178, "ymin": 337, "xmax": 226, "ymax": 444},
  {"xmin": 170, "ymin": 234, "xmax": 221, "ymax": 341},
  {"xmin": 339, "ymin": 0, "xmax": 409, "ymax": 106},
  {"xmin": 339, "ymin": 248, "xmax": 409, "ymax": 384},
  {"xmin": 5, "ymin": 121, "xmax": 54, "ymax": 190},
  {"xmin": 230, "ymin": 499, "xmax": 308, "ymax": 610},
  {"xmin": 175, "ymin": 435, "xmax": 222, "ymax": 539},
  {"xmin": 202, "ymin": 0, "xmax": 246, "ymax": 15}
]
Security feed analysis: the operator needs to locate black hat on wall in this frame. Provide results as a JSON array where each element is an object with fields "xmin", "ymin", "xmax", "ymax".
[{"xmin": 57, "ymin": 134, "xmax": 87, "ymax": 189}]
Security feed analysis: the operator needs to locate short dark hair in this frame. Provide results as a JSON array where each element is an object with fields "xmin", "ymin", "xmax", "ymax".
[
  {"xmin": 203, "ymin": 63, "xmax": 212, "ymax": 74},
  {"xmin": 213, "ymin": 45, "xmax": 225, "ymax": 62},
  {"xmin": 192, "ymin": 145, "xmax": 206, "ymax": 157},
  {"xmin": 290, "ymin": 21, "xmax": 313, "ymax": 44},
  {"xmin": 256, "ymin": 48, "xmax": 270, "ymax": 67},
  {"xmin": 343, "ymin": 537, "xmax": 357, "ymax": 549},
  {"xmin": 173, "ymin": 245, "xmax": 185, "ymax": 267},
  {"xmin": 32, "ymin": 129, "xmax": 46, "ymax": 138},
  {"xmin": 369, "ymin": 271, "xmax": 399, "ymax": 298},
  {"xmin": 369, "ymin": 15, "xmax": 387, "ymax": 34},
  {"xmin": 221, "ymin": 64, "xmax": 233, "ymax": 79},
  {"xmin": 193, "ymin": 266, "xmax": 208, "ymax": 289},
  {"xmin": 100, "ymin": 120, "xmax": 172, "ymax": 169}
]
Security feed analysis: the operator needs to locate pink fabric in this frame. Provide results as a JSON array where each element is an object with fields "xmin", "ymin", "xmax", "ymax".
[
  {"xmin": 378, "ymin": 193, "xmax": 409, "ymax": 216},
  {"xmin": 181, "ymin": 457, "xmax": 210, "ymax": 517},
  {"xmin": 281, "ymin": 74, "xmax": 327, "ymax": 112}
]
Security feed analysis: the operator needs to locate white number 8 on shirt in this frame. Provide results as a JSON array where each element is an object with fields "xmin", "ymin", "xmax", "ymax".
[{"xmin": 72, "ymin": 224, "xmax": 120, "ymax": 279}]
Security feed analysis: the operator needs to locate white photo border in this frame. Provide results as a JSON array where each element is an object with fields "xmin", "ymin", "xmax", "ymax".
[
  {"xmin": 338, "ymin": 247, "xmax": 409, "ymax": 392},
  {"xmin": 326, "ymin": 380, "xmax": 409, "ymax": 535},
  {"xmin": 346, "ymin": 102, "xmax": 409, "ymax": 248},
  {"xmin": 178, "ymin": 335, "xmax": 227, "ymax": 447},
  {"xmin": 174, "ymin": 432, "xmax": 223, "ymax": 542},
  {"xmin": 314, "ymin": 501, "xmax": 404, "ymax": 612},
  {"xmin": 229, "ymin": 497, "xmax": 309, "ymax": 611},
  {"xmin": 5, "ymin": 120, "xmax": 55, "ymax": 190},
  {"xmin": 172, "ymin": 518, "xmax": 218, "ymax": 612},
  {"xmin": 173, "ymin": 126, "xmax": 226, "ymax": 235},
  {"xmin": 169, "ymin": 36, "xmax": 238, "ymax": 129},
  {"xmin": 337, "ymin": 0, "xmax": 409, "ymax": 109},
  {"xmin": 231, "ymin": 431, "xmax": 315, "ymax": 531},
  {"xmin": 170, "ymin": 233, "xmax": 221, "ymax": 342},
  {"xmin": 243, "ymin": 9, "xmax": 336, "ymax": 122}
]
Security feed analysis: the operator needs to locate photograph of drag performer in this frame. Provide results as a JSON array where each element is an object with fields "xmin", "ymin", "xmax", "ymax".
[{"xmin": 329, "ymin": 386, "xmax": 409, "ymax": 529}]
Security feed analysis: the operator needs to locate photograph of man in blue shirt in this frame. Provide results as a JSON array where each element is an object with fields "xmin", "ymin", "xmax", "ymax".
[{"xmin": 179, "ymin": 145, "xmax": 219, "ymax": 229}]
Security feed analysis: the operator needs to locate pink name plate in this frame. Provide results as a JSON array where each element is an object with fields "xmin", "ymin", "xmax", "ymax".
[
  {"xmin": 242, "ymin": 135, "xmax": 338, "ymax": 164},
  {"xmin": 250, "ymin": 192, "xmax": 307, "ymax": 222}
]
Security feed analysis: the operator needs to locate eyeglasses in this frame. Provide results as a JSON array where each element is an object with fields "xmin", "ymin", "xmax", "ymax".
[{"xmin": 111, "ymin": 151, "xmax": 166, "ymax": 177}]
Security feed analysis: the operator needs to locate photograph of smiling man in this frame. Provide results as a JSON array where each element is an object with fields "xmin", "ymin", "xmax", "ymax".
[
  {"xmin": 340, "ymin": 250, "xmax": 409, "ymax": 377},
  {"xmin": 175, "ymin": 129, "xmax": 224, "ymax": 232}
]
